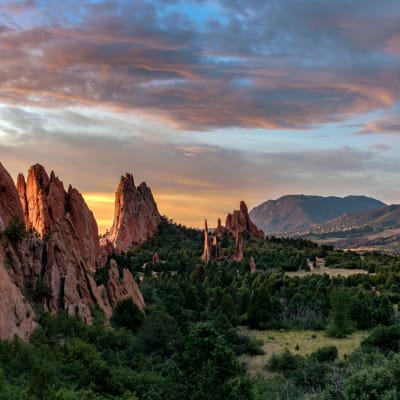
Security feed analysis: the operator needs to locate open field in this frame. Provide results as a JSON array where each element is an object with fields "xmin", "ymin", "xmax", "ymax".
[
  {"xmin": 239, "ymin": 328, "xmax": 368, "ymax": 377},
  {"xmin": 286, "ymin": 266, "xmax": 368, "ymax": 278}
]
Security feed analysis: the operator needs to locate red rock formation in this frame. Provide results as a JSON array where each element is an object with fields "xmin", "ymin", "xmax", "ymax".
[
  {"xmin": 214, "ymin": 218, "xmax": 226, "ymax": 237},
  {"xmin": 202, "ymin": 219, "xmax": 223, "ymax": 263},
  {"xmin": 16, "ymin": 173, "xmax": 28, "ymax": 226},
  {"xmin": 202, "ymin": 219, "xmax": 211, "ymax": 263},
  {"xmin": 0, "ymin": 162, "xmax": 25, "ymax": 228},
  {"xmin": 67, "ymin": 186, "xmax": 100, "ymax": 271},
  {"xmin": 19, "ymin": 164, "xmax": 64, "ymax": 236},
  {"xmin": 234, "ymin": 231, "xmax": 244, "ymax": 261},
  {"xmin": 0, "ymin": 163, "xmax": 149, "ymax": 339},
  {"xmin": 249, "ymin": 256, "xmax": 256, "ymax": 273},
  {"xmin": 0, "ymin": 258, "xmax": 36, "ymax": 340},
  {"xmin": 45, "ymin": 216, "xmax": 108, "ymax": 323},
  {"xmin": 18, "ymin": 165, "xmax": 100, "ymax": 271},
  {"xmin": 212, "ymin": 235, "xmax": 222, "ymax": 259},
  {"xmin": 105, "ymin": 260, "xmax": 145, "ymax": 310},
  {"xmin": 226, "ymin": 201, "xmax": 264, "ymax": 238},
  {"xmin": 152, "ymin": 251, "xmax": 160, "ymax": 264},
  {"xmin": 107, "ymin": 174, "xmax": 161, "ymax": 251}
]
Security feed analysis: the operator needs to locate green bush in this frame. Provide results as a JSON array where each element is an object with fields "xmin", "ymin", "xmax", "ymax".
[
  {"xmin": 4, "ymin": 217, "xmax": 26, "ymax": 243},
  {"xmin": 311, "ymin": 346, "xmax": 338, "ymax": 363},
  {"xmin": 110, "ymin": 299, "xmax": 144, "ymax": 333}
]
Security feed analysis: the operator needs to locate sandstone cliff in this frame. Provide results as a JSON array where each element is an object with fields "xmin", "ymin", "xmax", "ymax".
[
  {"xmin": 0, "ymin": 162, "xmax": 25, "ymax": 229},
  {"xmin": 107, "ymin": 173, "xmax": 161, "ymax": 251},
  {"xmin": 0, "ymin": 163, "xmax": 147, "ymax": 340}
]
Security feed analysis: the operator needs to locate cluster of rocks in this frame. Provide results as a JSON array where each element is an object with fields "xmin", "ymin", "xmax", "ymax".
[
  {"xmin": 202, "ymin": 201, "xmax": 263, "ymax": 269},
  {"xmin": 0, "ymin": 162, "xmax": 158, "ymax": 340}
]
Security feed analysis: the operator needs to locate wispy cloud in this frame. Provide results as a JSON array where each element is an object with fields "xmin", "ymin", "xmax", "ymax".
[{"xmin": 0, "ymin": 0, "xmax": 399, "ymax": 130}]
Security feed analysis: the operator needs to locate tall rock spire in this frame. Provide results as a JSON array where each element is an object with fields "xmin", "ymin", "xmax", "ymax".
[
  {"xmin": 107, "ymin": 173, "xmax": 162, "ymax": 251},
  {"xmin": 234, "ymin": 231, "xmax": 244, "ymax": 261},
  {"xmin": 202, "ymin": 219, "xmax": 211, "ymax": 263}
]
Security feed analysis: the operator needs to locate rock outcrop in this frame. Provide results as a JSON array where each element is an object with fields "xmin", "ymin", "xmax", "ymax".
[
  {"xmin": 0, "ymin": 163, "xmax": 147, "ymax": 340},
  {"xmin": 226, "ymin": 201, "xmax": 264, "ymax": 238},
  {"xmin": 214, "ymin": 218, "xmax": 226, "ymax": 237},
  {"xmin": 0, "ymin": 246, "xmax": 36, "ymax": 340},
  {"xmin": 18, "ymin": 165, "xmax": 100, "ymax": 270},
  {"xmin": 249, "ymin": 256, "xmax": 256, "ymax": 273},
  {"xmin": 234, "ymin": 231, "xmax": 244, "ymax": 261},
  {"xmin": 107, "ymin": 174, "xmax": 161, "ymax": 252},
  {"xmin": 202, "ymin": 219, "xmax": 211, "ymax": 263},
  {"xmin": 202, "ymin": 219, "xmax": 222, "ymax": 264},
  {"xmin": 152, "ymin": 251, "xmax": 160, "ymax": 264},
  {"xmin": 0, "ymin": 162, "xmax": 25, "ymax": 228},
  {"xmin": 105, "ymin": 260, "xmax": 145, "ymax": 310}
]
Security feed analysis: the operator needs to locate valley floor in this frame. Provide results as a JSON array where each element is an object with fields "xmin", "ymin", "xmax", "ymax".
[{"xmin": 240, "ymin": 328, "xmax": 368, "ymax": 377}]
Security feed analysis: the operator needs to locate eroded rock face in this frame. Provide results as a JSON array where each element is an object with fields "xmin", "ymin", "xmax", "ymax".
[
  {"xmin": 234, "ymin": 231, "xmax": 244, "ymax": 261},
  {"xmin": 0, "ymin": 162, "xmax": 25, "ymax": 227},
  {"xmin": 18, "ymin": 165, "xmax": 100, "ymax": 271},
  {"xmin": 0, "ymin": 163, "xmax": 147, "ymax": 339},
  {"xmin": 19, "ymin": 164, "xmax": 64, "ymax": 236},
  {"xmin": 226, "ymin": 201, "xmax": 264, "ymax": 238},
  {"xmin": 107, "ymin": 174, "xmax": 161, "ymax": 251},
  {"xmin": 202, "ymin": 219, "xmax": 223, "ymax": 263},
  {"xmin": 202, "ymin": 219, "xmax": 211, "ymax": 263},
  {"xmin": 45, "ymin": 216, "xmax": 108, "ymax": 323},
  {"xmin": 0, "ymin": 243, "xmax": 37, "ymax": 340},
  {"xmin": 214, "ymin": 218, "xmax": 226, "ymax": 237},
  {"xmin": 68, "ymin": 186, "xmax": 100, "ymax": 272},
  {"xmin": 105, "ymin": 260, "xmax": 145, "ymax": 310},
  {"xmin": 249, "ymin": 256, "xmax": 256, "ymax": 274}
]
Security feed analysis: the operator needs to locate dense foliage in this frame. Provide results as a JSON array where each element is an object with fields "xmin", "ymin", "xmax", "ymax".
[{"xmin": 3, "ymin": 220, "xmax": 400, "ymax": 399}]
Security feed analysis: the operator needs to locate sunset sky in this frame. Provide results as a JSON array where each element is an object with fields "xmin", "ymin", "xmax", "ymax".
[{"xmin": 1, "ymin": 0, "xmax": 400, "ymax": 232}]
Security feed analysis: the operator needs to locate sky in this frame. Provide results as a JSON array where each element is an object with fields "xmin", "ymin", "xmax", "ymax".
[{"xmin": 0, "ymin": 0, "xmax": 400, "ymax": 232}]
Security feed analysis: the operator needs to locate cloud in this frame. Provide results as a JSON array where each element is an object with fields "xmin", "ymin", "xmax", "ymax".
[
  {"xmin": 0, "ymin": 105, "xmax": 397, "ymax": 231},
  {"xmin": 354, "ymin": 115, "xmax": 400, "ymax": 135},
  {"xmin": 0, "ymin": 0, "xmax": 399, "ymax": 130}
]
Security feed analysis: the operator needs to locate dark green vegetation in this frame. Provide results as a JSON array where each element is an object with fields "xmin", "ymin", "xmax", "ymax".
[{"xmin": 3, "ymin": 219, "xmax": 400, "ymax": 399}]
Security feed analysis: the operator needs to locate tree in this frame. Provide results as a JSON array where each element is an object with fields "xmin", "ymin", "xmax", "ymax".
[
  {"xmin": 180, "ymin": 322, "xmax": 253, "ymax": 400},
  {"xmin": 326, "ymin": 287, "xmax": 355, "ymax": 338},
  {"xmin": 110, "ymin": 299, "xmax": 144, "ymax": 333}
]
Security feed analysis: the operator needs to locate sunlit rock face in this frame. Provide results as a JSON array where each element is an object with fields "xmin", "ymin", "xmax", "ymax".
[
  {"xmin": 0, "ymin": 163, "xmax": 146, "ymax": 340},
  {"xmin": 107, "ymin": 173, "xmax": 161, "ymax": 252},
  {"xmin": 225, "ymin": 201, "xmax": 264, "ymax": 238},
  {"xmin": 18, "ymin": 164, "xmax": 100, "ymax": 271}
]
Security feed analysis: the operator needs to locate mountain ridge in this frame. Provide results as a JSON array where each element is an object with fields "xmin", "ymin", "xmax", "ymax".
[{"xmin": 250, "ymin": 194, "xmax": 386, "ymax": 234}]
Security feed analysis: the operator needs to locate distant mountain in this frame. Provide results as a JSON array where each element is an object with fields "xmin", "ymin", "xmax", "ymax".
[
  {"xmin": 295, "ymin": 204, "xmax": 400, "ymax": 252},
  {"xmin": 249, "ymin": 195, "xmax": 386, "ymax": 234}
]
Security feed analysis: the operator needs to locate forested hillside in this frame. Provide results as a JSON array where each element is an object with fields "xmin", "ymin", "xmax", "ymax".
[{"xmin": 1, "ymin": 219, "xmax": 400, "ymax": 399}]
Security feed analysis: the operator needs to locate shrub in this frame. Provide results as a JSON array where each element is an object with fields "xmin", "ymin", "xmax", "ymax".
[
  {"xmin": 268, "ymin": 350, "xmax": 303, "ymax": 373},
  {"xmin": 361, "ymin": 325, "xmax": 400, "ymax": 354},
  {"xmin": 311, "ymin": 346, "xmax": 338, "ymax": 363},
  {"xmin": 110, "ymin": 300, "xmax": 144, "ymax": 333},
  {"xmin": 4, "ymin": 217, "xmax": 26, "ymax": 244}
]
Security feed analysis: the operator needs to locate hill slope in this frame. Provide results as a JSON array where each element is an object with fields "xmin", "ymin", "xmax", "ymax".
[
  {"xmin": 249, "ymin": 195, "xmax": 386, "ymax": 234},
  {"xmin": 295, "ymin": 204, "xmax": 400, "ymax": 252}
]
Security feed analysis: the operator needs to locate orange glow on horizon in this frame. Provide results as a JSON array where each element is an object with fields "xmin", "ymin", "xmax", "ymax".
[{"xmin": 82, "ymin": 190, "xmax": 258, "ymax": 234}]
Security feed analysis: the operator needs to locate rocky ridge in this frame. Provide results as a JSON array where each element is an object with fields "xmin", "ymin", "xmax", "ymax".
[{"xmin": 0, "ymin": 163, "xmax": 149, "ymax": 340}]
